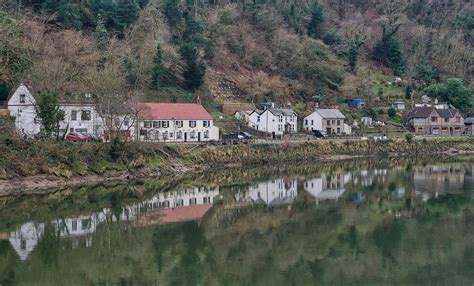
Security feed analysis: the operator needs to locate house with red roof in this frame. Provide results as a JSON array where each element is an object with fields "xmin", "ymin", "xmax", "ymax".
[
  {"xmin": 137, "ymin": 103, "xmax": 219, "ymax": 142},
  {"xmin": 407, "ymin": 105, "xmax": 464, "ymax": 136}
]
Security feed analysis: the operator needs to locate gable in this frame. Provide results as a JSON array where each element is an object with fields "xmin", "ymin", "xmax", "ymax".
[{"xmin": 8, "ymin": 84, "xmax": 36, "ymax": 106}]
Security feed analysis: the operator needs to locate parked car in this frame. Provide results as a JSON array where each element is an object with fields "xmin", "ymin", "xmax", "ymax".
[
  {"xmin": 239, "ymin": 132, "xmax": 253, "ymax": 139},
  {"xmin": 87, "ymin": 134, "xmax": 103, "ymax": 142},
  {"xmin": 66, "ymin": 132, "xmax": 90, "ymax": 142},
  {"xmin": 312, "ymin": 130, "xmax": 328, "ymax": 138}
]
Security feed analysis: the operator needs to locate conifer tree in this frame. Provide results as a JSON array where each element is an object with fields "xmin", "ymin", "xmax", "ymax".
[
  {"xmin": 307, "ymin": 1, "xmax": 325, "ymax": 38},
  {"xmin": 180, "ymin": 42, "xmax": 205, "ymax": 90},
  {"xmin": 115, "ymin": 0, "xmax": 140, "ymax": 32},
  {"xmin": 94, "ymin": 17, "xmax": 108, "ymax": 50},
  {"xmin": 151, "ymin": 44, "xmax": 165, "ymax": 90}
]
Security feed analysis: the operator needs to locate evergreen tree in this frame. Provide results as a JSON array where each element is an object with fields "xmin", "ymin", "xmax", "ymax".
[
  {"xmin": 346, "ymin": 31, "xmax": 366, "ymax": 73},
  {"xmin": 373, "ymin": 31, "xmax": 406, "ymax": 76},
  {"xmin": 307, "ymin": 1, "xmax": 325, "ymax": 38},
  {"xmin": 115, "ymin": 0, "xmax": 140, "ymax": 33},
  {"xmin": 415, "ymin": 63, "xmax": 439, "ymax": 84},
  {"xmin": 34, "ymin": 91, "xmax": 65, "ymax": 138},
  {"xmin": 405, "ymin": 85, "xmax": 413, "ymax": 100},
  {"xmin": 183, "ymin": 10, "xmax": 204, "ymax": 44},
  {"xmin": 180, "ymin": 42, "xmax": 205, "ymax": 90},
  {"xmin": 94, "ymin": 17, "xmax": 108, "ymax": 50},
  {"xmin": 163, "ymin": 0, "xmax": 182, "ymax": 28},
  {"xmin": 151, "ymin": 44, "xmax": 165, "ymax": 90},
  {"xmin": 43, "ymin": 0, "xmax": 82, "ymax": 29}
]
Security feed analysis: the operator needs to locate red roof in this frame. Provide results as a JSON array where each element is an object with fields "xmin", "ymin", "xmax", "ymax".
[
  {"xmin": 139, "ymin": 103, "xmax": 213, "ymax": 120},
  {"xmin": 136, "ymin": 204, "xmax": 212, "ymax": 226}
]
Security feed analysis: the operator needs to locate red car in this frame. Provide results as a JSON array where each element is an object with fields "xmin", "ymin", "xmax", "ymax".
[{"xmin": 66, "ymin": 132, "xmax": 90, "ymax": 142}]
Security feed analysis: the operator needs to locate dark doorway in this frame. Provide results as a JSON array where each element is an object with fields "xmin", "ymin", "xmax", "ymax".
[
  {"xmin": 326, "ymin": 128, "xmax": 332, "ymax": 135},
  {"xmin": 184, "ymin": 132, "xmax": 188, "ymax": 142},
  {"xmin": 198, "ymin": 132, "xmax": 201, "ymax": 142}
]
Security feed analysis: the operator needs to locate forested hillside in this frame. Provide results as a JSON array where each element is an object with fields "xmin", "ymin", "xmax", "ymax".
[{"xmin": 0, "ymin": 0, "xmax": 473, "ymax": 114}]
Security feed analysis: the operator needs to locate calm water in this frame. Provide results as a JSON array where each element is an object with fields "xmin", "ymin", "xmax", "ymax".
[{"xmin": 0, "ymin": 157, "xmax": 473, "ymax": 286}]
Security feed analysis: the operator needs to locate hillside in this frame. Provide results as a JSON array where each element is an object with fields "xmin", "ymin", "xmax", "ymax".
[{"xmin": 0, "ymin": 0, "xmax": 473, "ymax": 116}]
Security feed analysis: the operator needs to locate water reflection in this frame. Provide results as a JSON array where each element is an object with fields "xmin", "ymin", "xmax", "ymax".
[{"xmin": 0, "ymin": 159, "xmax": 473, "ymax": 285}]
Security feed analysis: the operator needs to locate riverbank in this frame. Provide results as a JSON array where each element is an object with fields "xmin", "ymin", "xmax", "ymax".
[{"xmin": 0, "ymin": 137, "xmax": 473, "ymax": 194}]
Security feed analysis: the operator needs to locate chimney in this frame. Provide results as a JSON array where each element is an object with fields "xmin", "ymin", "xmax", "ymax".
[{"xmin": 196, "ymin": 95, "xmax": 202, "ymax": 105}]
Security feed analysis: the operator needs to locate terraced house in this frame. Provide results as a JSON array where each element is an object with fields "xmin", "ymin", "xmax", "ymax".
[
  {"xmin": 407, "ymin": 105, "xmax": 464, "ymax": 136},
  {"xmin": 138, "ymin": 103, "xmax": 219, "ymax": 142}
]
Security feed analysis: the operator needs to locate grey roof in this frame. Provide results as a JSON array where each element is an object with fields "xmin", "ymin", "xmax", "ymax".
[
  {"xmin": 314, "ymin": 109, "xmax": 346, "ymax": 119},
  {"xmin": 408, "ymin": 106, "xmax": 436, "ymax": 118},
  {"xmin": 267, "ymin": 108, "xmax": 295, "ymax": 116},
  {"xmin": 465, "ymin": 117, "xmax": 474, "ymax": 124}
]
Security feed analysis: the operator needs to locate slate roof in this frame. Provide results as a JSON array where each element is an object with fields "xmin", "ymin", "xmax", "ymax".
[
  {"xmin": 267, "ymin": 108, "xmax": 295, "ymax": 116},
  {"xmin": 408, "ymin": 106, "xmax": 461, "ymax": 119},
  {"xmin": 314, "ymin": 109, "xmax": 346, "ymax": 119},
  {"xmin": 408, "ymin": 106, "xmax": 436, "ymax": 118},
  {"xmin": 139, "ymin": 103, "xmax": 213, "ymax": 120}
]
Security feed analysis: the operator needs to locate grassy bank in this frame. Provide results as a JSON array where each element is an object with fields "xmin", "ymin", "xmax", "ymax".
[{"xmin": 1, "ymin": 135, "xmax": 473, "ymax": 182}]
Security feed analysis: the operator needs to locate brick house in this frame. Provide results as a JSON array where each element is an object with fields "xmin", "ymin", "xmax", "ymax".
[{"xmin": 407, "ymin": 106, "xmax": 464, "ymax": 136}]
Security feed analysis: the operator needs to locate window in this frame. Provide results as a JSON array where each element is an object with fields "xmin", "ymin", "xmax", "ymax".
[
  {"xmin": 76, "ymin": 128, "xmax": 88, "ymax": 134},
  {"xmin": 72, "ymin": 220, "xmax": 77, "ymax": 231},
  {"xmin": 161, "ymin": 121, "xmax": 169, "ymax": 128},
  {"xmin": 71, "ymin": 110, "xmax": 77, "ymax": 121},
  {"xmin": 81, "ymin": 219, "xmax": 91, "ymax": 230},
  {"xmin": 431, "ymin": 117, "xmax": 437, "ymax": 122},
  {"xmin": 332, "ymin": 120, "xmax": 335, "ymax": 125},
  {"xmin": 290, "ymin": 116, "xmax": 294, "ymax": 122},
  {"xmin": 337, "ymin": 120, "xmax": 341, "ymax": 126},
  {"xmin": 337, "ymin": 128, "xmax": 341, "ymax": 134},
  {"xmin": 161, "ymin": 201, "xmax": 170, "ymax": 208},
  {"xmin": 114, "ymin": 118, "xmax": 120, "ymax": 127},
  {"xmin": 456, "ymin": 117, "xmax": 461, "ymax": 123},
  {"xmin": 203, "ymin": 120, "xmax": 211, "ymax": 127},
  {"xmin": 327, "ymin": 120, "xmax": 331, "ymax": 126},
  {"xmin": 305, "ymin": 119, "xmax": 308, "ymax": 125},
  {"xmin": 124, "ymin": 118, "xmax": 129, "ymax": 127},
  {"xmin": 279, "ymin": 115, "xmax": 283, "ymax": 123},
  {"xmin": 81, "ymin": 110, "xmax": 91, "ymax": 121},
  {"xmin": 203, "ymin": 197, "xmax": 211, "ymax": 204},
  {"xmin": 257, "ymin": 116, "xmax": 260, "ymax": 123},
  {"xmin": 444, "ymin": 118, "xmax": 449, "ymax": 123},
  {"xmin": 311, "ymin": 120, "xmax": 313, "ymax": 125},
  {"xmin": 19, "ymin": 94, "xmax": 26, "ymax": 103},
  {"xmin": 189, "ymin": 121, "xmax": 196, "ymax": 128},
  {"xmin": 144, "ymin": 121, "xmax": 152, "ymax": 128},
  {"xmin": 175, "ymin": 120, "xmax": 183, "ymax": 128},
  {"xmin": 153, "ymin": 121, "xmax": 160, "ymax": 128},
  {"xmin": 189, "ymin": 198, "xmax": 197, "ymax": 205},
  {"xmin": 190, "ymin": 131, "xmax": 196, "ymax": 138},
  {"xmin": 175, "ymin": 199, "xmax": 184, "ymax": 207},
  {"xmin": 204, "ymin": 130, "xmax": 209, "ymax": 138},
  {"xmin": 20, "ymin": 239, "xmax": 26, "ymax": 250},
  {"xmin": 177, "ymin": 131, "xmax": 183, "ymax": 139}
]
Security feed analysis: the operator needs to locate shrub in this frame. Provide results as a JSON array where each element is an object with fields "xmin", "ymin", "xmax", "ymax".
[
  {"xmin": 405, "ymin": 133, "xmax": 414, "ymax": 143},
  {"xmin": 388, "ymin": 107, "xmax": 397, "ymax": 118}
]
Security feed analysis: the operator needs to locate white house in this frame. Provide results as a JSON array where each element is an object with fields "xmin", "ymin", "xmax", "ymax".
[
  {"xmin": 303, "ymin": 109, "xmax": 351, "ymax": 135},
  {"xmin": 137, "ymin": 103, "xmax": 219, "ymax": 142},
  {"xmin": 248, "ymin": 108, "xmax": 297, "ymax": 136},
  {"xmin": 7, "ymin": 84, "xmax": 104, "ymax": 138}
]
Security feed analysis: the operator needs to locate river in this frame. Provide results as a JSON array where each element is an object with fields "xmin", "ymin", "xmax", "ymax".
[{"xmin": 0, "ymin": 156, "xmax": 473, "ymax": 285}]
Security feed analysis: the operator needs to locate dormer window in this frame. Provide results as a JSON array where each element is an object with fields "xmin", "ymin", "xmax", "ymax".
[{"xmin": 19, "ymin": 94, "xmax": 26, "ymax": 103}]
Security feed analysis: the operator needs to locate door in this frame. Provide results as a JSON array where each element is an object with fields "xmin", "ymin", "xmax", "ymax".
[
  {"xmin": 326, "ymin": 128, "xmax": 332, "ymax": 135},
  {"xmin": 184, "ymin": 132, "xmax": 188, "ymax": 142},
  {"xmin": 198, "ymin": 132, "xmax": 201, "ymax": 142}
]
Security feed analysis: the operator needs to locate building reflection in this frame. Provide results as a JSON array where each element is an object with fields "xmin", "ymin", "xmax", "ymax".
[
  {"xmin": 1, "ymin": 186, "xmax": 219, "ymax": 261},
  {"xmin": 236, "ymin": 178, "xmax": 298, "ymax": 207},
  {"xmin": 303, "ymin": 172, "xmax": 351, "ymax": 202}
]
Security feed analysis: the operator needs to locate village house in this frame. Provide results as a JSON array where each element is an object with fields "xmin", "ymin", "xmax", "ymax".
[
  {"xmin": 138, "ymin": 103, "xmax": 219, "ymax": 142},
  {"xmin": 406, "ymin": 105, "xmax": 464, "ymax": 136},
  {"xmin": 391, "ymin": 101, "xmax": 406, "ymax": 111},
  {"xmin": 248, "ymin": 106, "xmax": 297, "ymax": 136},
  {"xmin": 7, "ymin": 84, "xmax": 104, "ymax": 138},
  {"xmin": 303, "ymin": 172, "xmax": 351, "ymax": 202},
  {"xmin": 303, "ymin": 109, "xmax": 351, "ymax": 135}
]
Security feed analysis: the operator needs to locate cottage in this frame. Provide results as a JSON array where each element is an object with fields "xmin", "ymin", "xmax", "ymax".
[
  {"xmin": 407, "ymin": 106, "xmax": 464, "ymax": 136},
  {"xmin": 248, "ymin": 107, "xmax": 297, "ymax": 136},
  {"xmin": 303, "ymin": 109, "xmax": 351, "ymax": 135},
  {"xmin": 138, "ymin": 103, "xmax": 219, "ymax": 142},
  {"xmin": 236, "ymin": 179, "xmax": 298, "ymax": 207},
  {"xmin": 304, "ymin": 172, "xmax": 351, "ymax": 202},
  {"xmin": 7, "ymin": 84, "xmax": 104, "ymax": 138}
]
